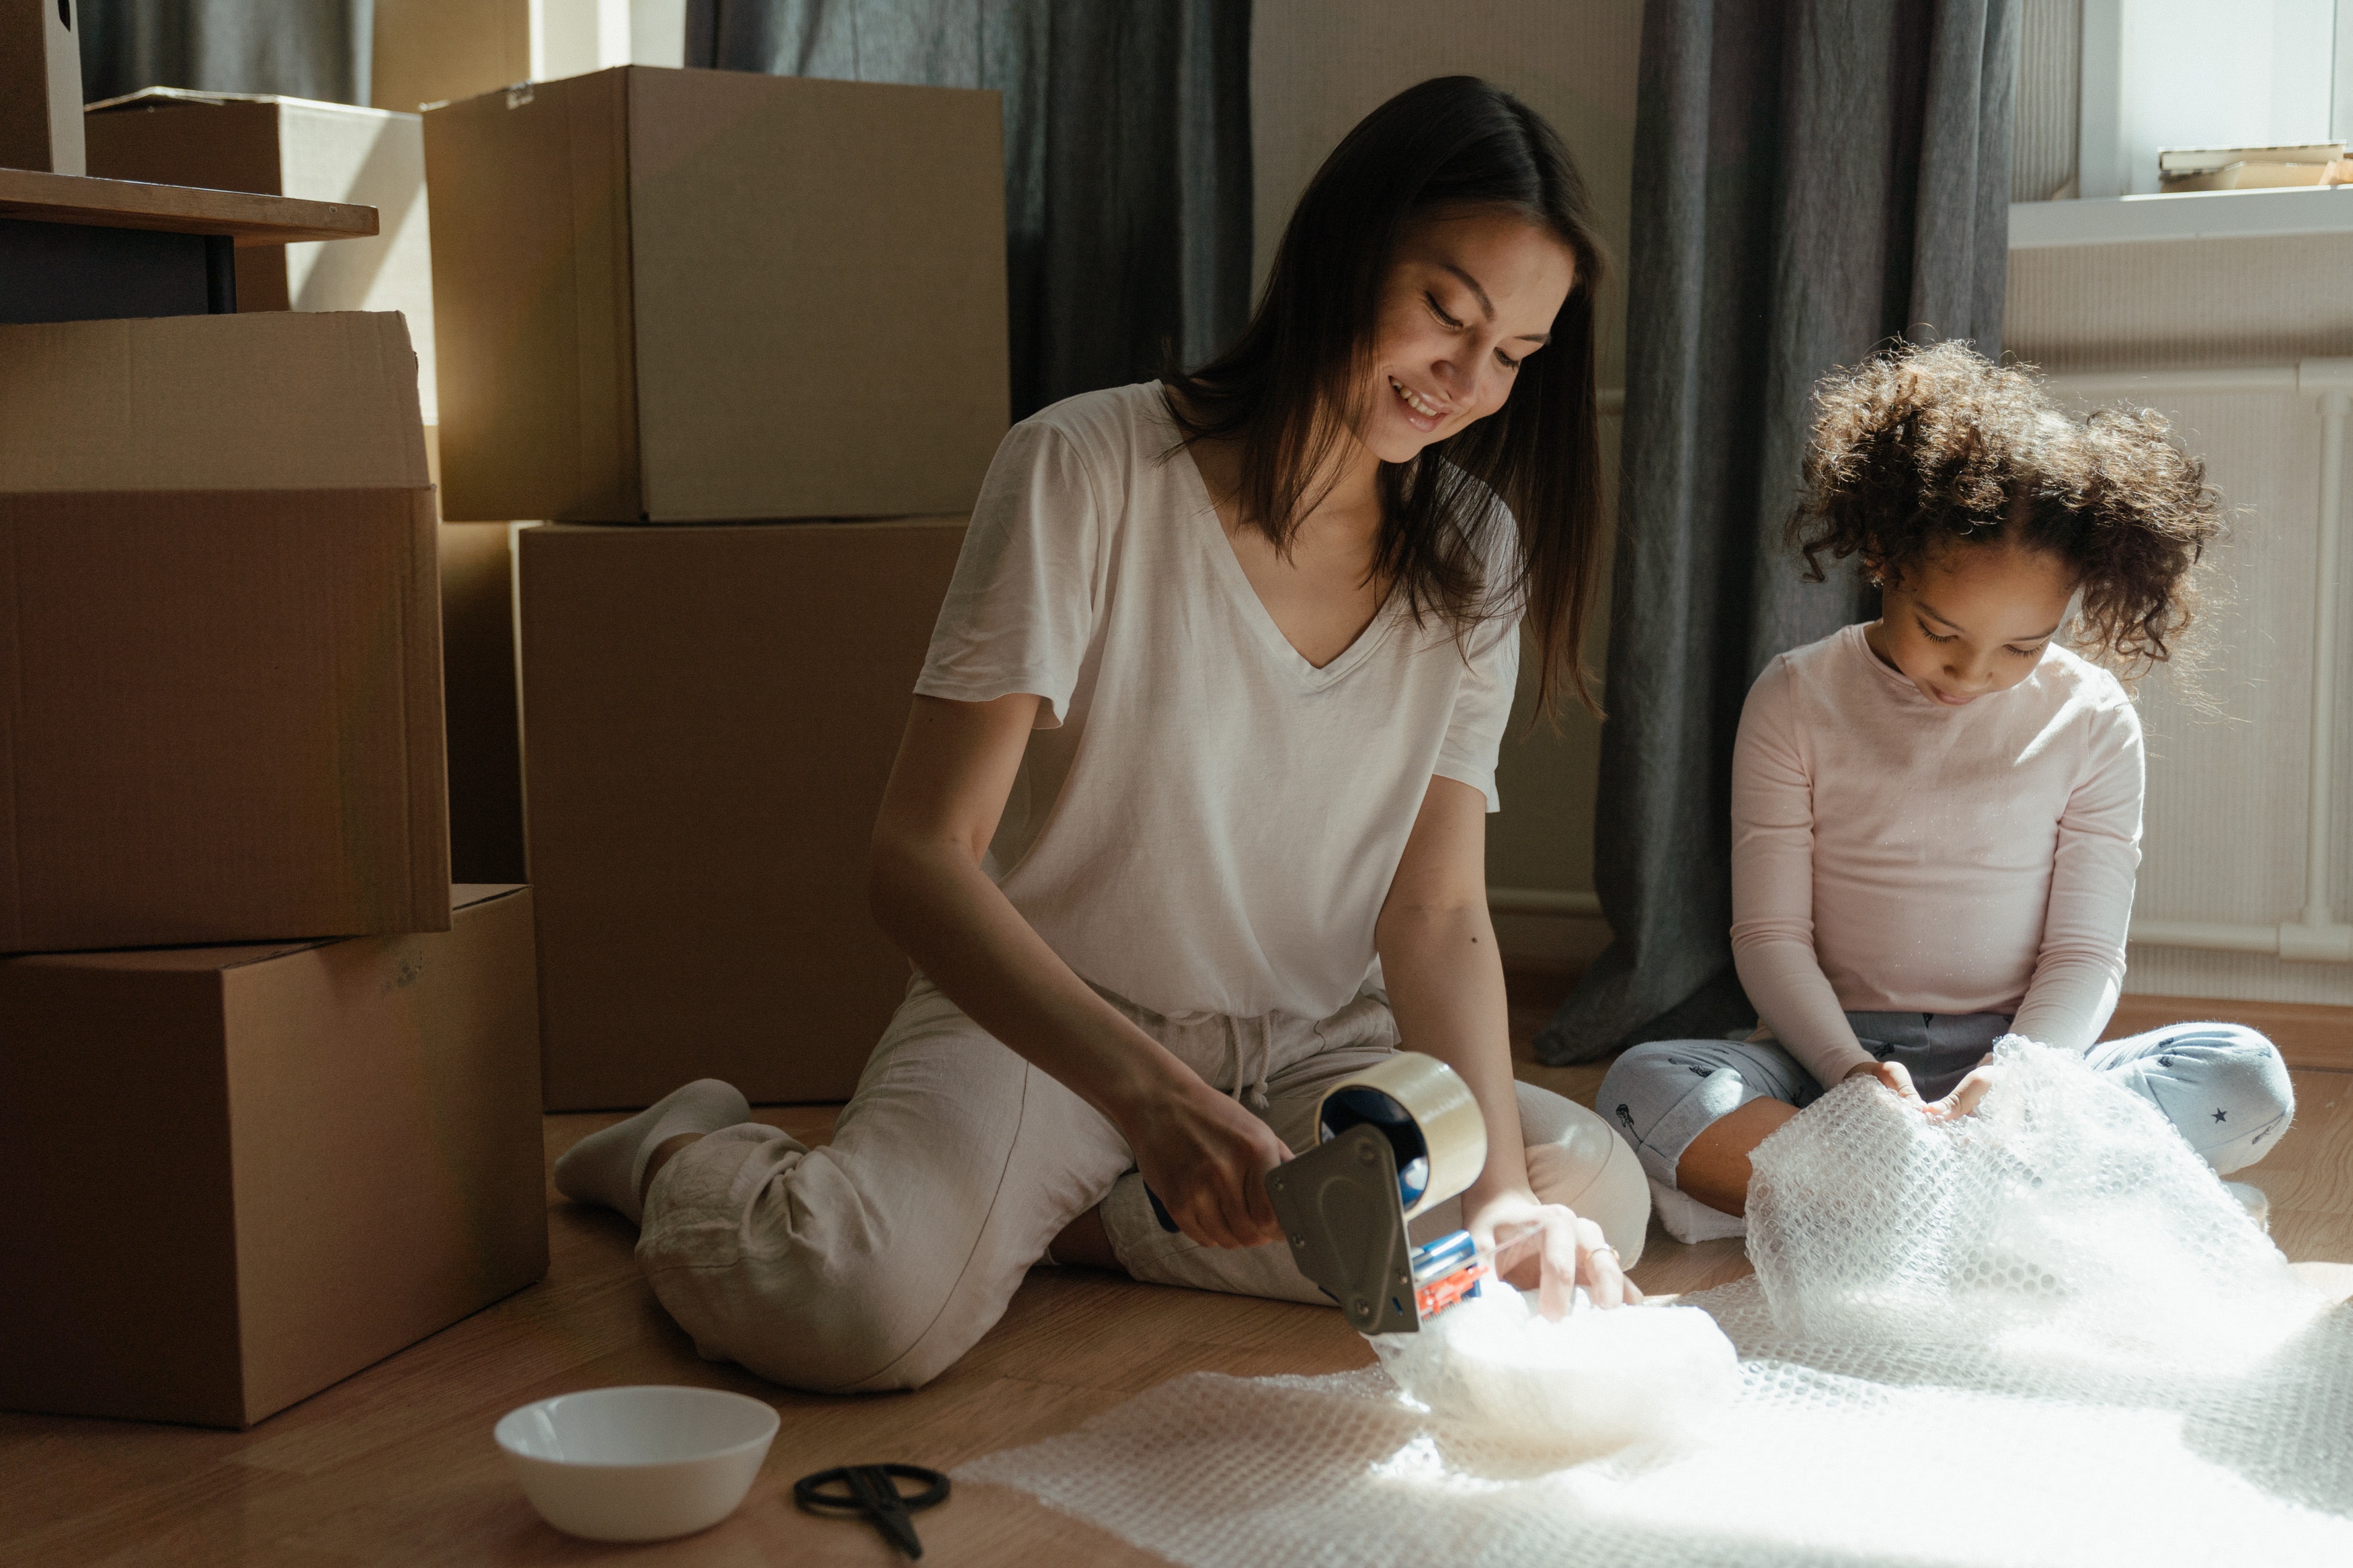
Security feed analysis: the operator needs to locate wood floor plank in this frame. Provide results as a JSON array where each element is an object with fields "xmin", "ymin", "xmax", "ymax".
[
  {"xmin": 6, "ymin": 977, "xmax": 2348, "ymax": 1566},
  {"xmin": 2231, "ymin": 1071, "xmax": 2353, "ymax": 1239}
]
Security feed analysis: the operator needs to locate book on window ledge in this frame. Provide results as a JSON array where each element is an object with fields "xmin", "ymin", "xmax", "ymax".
[{"xmin": 2158, "ymin": 141, "xmax": 2352, "ymax": 192}]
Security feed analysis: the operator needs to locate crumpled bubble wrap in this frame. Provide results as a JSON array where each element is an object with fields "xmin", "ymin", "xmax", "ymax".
[
  {"xmin": 1745, "ymin": 1032, "xmax": 2311, "ymax": 1351},
  {"xmin": 960, "ymin": 1041, "xmax": 2353, "ymax": 1568},
  {"xmin": 1366, "ymin": 1282, "xmax": 1739, "ymax": 1460}
]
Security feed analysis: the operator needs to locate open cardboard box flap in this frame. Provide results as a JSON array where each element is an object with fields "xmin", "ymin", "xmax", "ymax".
[
  {"xmin": 0, "ymin": 311, "xmax": 448, "ymax": 952},
  {"xmin": 0, "ymin": 311, "xmax": 428, "ymax": 493}
]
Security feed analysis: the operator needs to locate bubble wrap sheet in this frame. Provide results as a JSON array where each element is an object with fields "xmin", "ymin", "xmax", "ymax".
[{"xmin": 959, "ymin": 1042, "xmax": 2353, "ymax": 1567}]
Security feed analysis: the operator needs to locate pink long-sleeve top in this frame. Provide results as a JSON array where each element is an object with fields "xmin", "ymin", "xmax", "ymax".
[{"xmin": 1729, "ymin": 623, "xmax": 2145, "ymax": 1089}]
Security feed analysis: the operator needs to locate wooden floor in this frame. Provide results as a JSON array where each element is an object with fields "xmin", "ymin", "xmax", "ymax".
[{"xmin": 5, "ymin": 980, "xmax": 2350, "ymax": 1567}]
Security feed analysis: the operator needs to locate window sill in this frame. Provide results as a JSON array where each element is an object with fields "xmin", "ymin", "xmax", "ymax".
[{"xmin": 2009, "ymin": 186, "xmax": 2353, "ymax": 249}]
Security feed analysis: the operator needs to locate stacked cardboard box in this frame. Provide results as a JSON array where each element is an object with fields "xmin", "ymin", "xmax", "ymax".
[
  {"xmin": 82, "ymin": 89, "xmax": 529, "ymax": 886},
  {"xmin": 426, "ymin": 65, "xmax": 1008, "ymax": 1108},
  {"xmin": 522, "ymin": 519, "xmax": 966, "ymax": 1108},
  {"xmin": 0, "ymin": 312, "xmax": 546, "ymax": 1427},
  {"xmin": 0, "ymin": 886, "xmax": 546, "ymax": 1428},
  {"xmin": 83, "ymin": 89, "xmax": 441, "ymax": 417},
  {"xmin": 424, "ymin": 65, "xmax": 1008, "ymax": 522},
  {"xmin": 438, "ymin": 512, "xmax": 531, "ymax": 885},
  {"xmin": 370, "ymin": 0, "xmax": 673, "ymax": 116},
  {"xmin": 0, "ymin": 312, "xmax": 449, "ymax": 950},
  {"xmin": 372, "ymin": 0, "xmax": 534, "ymax": 114}
]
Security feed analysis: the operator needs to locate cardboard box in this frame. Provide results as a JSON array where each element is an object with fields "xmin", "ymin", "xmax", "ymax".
[
  {"xmin": 522, "ymin": 518, "xmax": 965, "ymax": 1108},
  {"xmin": 372, "ymin": 0, "xmax": 532, "ymax": 114},
  {"xmin": 83, "ymin": 88, "xmax": 442, "ymax": 421},
  {"xmin": 0, "ymin": 311, "xmax": 450, "ymax": 952},
  {"xmin": 0, "ymin": 0, "xmax": 85, "ymax": 174},
  {"xmin": 421, "ymin": 424, "xmax": 530, "ymax": 884},
  {"xmin": 0, "ymin": 886, "xmax": 547, "ymax": 1429},
  {"xmin": 441, "ymin": 522, "xmax": 530, "ymax": 884},
  {"xmin": 373, "ymin": 0, "xmax": 675, "ymax": 114},
  {"xmin": 425, "ymin": 66, "xmax": 1007, "ymax": 524}
]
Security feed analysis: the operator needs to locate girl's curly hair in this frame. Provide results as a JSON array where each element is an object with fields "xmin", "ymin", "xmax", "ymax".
[{"xmin": 1788, "ymin": 339, "xmax": 2225, "ymax": 680}]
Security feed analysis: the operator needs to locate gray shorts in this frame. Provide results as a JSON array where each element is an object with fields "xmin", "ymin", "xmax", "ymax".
[{"xmin": 1597, "ymin": 1012, "xmax": 2296, "ymax": 1188}]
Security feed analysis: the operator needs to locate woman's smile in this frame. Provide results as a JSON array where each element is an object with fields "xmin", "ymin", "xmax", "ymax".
[{"xmin": 1388, "ymin": 374, "xmax": 1450, "ymax": 429}]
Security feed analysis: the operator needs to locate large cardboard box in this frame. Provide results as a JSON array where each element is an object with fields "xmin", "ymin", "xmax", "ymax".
[
  {"xmin": 523, "ymin": 518, "xmax": 965, "ymax": 1108},
  {"xmin": 373, "ymin": 0, "xmax": 532, "ymax": 114},
  {"xmin": 441, "ymin": 521, "xmax": 529, "ymax": 884},
  {"xmin": 372, "ymin": 0, "xmax": 676, "ymax": 114},
  {"xmin": 0, "ymin": 312, "xmax": 450, "ymax": 952},
  {"xmin": 83, "ymin": 88, "xmax": 442, "ymax": 421},
  {"xmin": 0, "ymin": 886, "xmax": 547, "ymax": 1429},
  {"xmin": 426, "ymin": 66, "xmax": 1007, "ymax": 524},
  {"xmin": 0, "ymin": 0, "xmax": 85, "ymax": 174},
  {"xmin": 428, "ymin": 422, "xmax": 533, "ymax": 885}
]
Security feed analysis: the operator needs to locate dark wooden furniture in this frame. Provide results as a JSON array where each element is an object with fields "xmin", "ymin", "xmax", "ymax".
[{"xmin": 0, "ymin": 167, "xmax": 376, "ymax": 323}]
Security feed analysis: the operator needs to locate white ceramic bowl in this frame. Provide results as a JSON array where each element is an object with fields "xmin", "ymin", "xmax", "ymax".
[{"xmin": 495, "ymin": 1385, "xmax": 781, "ymax": 1542}]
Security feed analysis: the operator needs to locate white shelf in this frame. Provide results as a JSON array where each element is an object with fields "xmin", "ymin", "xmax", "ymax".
[{"xmin": 2009, "ymin": 186, "xmax": 2353, "ymax": 249}]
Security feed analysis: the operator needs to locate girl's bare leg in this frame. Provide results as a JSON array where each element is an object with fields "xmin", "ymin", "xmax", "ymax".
[{"xmin": 1673, "ymin": 1098, "xmax": 1801, "ymax": 1215}]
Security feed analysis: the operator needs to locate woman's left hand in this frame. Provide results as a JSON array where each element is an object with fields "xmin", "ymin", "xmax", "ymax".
[{"xmin": 1465, "ymin": 1185, "xmax": 1642, "ymax": 1319}]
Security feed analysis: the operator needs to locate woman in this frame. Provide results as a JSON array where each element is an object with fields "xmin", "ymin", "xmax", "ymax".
[{"xmin": 555, "ymin": 75, "xmax": 1651, "ymax": 1393}]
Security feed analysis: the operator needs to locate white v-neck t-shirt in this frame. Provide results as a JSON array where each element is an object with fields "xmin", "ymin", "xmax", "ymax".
[{"xmin": 914, "ymin": 382, "xmax": 1522, "ymax": 1022}]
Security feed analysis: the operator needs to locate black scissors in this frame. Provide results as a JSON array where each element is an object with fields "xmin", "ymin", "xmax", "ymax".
[{"xmin": 793, "ymin": 1464, "xmax": 949, "ymax": 1559}]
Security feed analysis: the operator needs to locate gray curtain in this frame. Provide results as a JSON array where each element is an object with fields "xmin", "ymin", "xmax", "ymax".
[
  {"xmin": 1538, "ymin": 0, "xmax": 2018, "ymax": 1064},
  {"xmin": 686, "ymin": 0, "xmax": 1252, "ymax": 419},
  {"xmin": 78, "ymin": 1, "xmax": 373, "ymax": 106}
]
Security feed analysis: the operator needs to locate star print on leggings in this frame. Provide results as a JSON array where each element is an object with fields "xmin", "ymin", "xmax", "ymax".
[{"xmin": 2212, "ymin": 1108, "xmax": 2228, "ymax": 1123}]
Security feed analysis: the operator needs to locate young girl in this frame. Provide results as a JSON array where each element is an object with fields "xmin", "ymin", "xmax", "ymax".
[
  {"xmin": 551, "ymin": 77, "xmax": 1653, "ymax": 1393},
  {"xmin": 1603, "ymin": 341, "xmax": 2296, "ymax": 1243}
]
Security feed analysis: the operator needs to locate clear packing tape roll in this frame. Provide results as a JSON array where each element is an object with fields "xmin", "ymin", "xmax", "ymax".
[
  {"xmin": 1264, "ymin": 1053, "xmax": 1488, "ymax": 1335},
  {"xmin": 965, "ymin": 1040, "xmax": 2353, "ymax": 1568},
  {"xmin": 1309, "ymin": 1051, "xmax": 1488, "ymax": 1222}
]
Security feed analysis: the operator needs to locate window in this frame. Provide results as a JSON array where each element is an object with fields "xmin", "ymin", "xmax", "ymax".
[{"xmin": 2014, "ymin": 0, "xmax": 2353, "ymax": 201}]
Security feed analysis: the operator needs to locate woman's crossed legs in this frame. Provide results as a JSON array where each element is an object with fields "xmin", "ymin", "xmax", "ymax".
[{"xmin": 627, "ymin": 979, "xmax": 1650, "ymax": 1393}]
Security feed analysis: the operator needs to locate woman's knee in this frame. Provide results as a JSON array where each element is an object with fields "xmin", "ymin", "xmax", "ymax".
[
  {"xmin": 645, "ymin": 1241, "xmax": 971, "ymax": 1394},
  {"xmin": 1516, "ymin": 1085, "xmax": 1650, "ymax": 1266},
  {"xmin": 638, "ymin": 1138, "xmax": 992, "ymax": 1393}
]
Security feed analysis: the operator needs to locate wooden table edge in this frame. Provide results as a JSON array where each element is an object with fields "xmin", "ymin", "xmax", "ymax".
[{"xmin": 0, "ymin": 167, "xmax": 378, "ymax": 245}]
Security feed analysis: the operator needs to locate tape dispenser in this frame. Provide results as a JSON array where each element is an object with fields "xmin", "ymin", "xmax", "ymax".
[
  {"xmin": 1139, "ymin": 1053, "xmax": 1487, "ymax": 1335},
  {"xmin": 1146, "ymin": 1053, "xmax": 1492, "ymax": 1335},
  {"xmin": 1267, "ymin": 1053, "xmax": 1490, "ymax": 1335}
]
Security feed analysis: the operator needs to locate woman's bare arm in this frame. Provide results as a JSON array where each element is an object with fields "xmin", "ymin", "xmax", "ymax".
[
  {"xmin": 1376, "ymin": 775, "xmax": 1632, "ymax": 1312},
  {"xmin": 1375, "ymin": 778, "xmax": 1525, "ymax": 1189},
  {"xmin": 869, "ymin": 693, "xmax": 1289, "ymax": 1247}
]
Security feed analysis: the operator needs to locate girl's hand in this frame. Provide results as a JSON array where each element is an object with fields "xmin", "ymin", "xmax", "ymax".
[
  {"xmin": 1844, "ymin": 1058, "xmax": 1925, "ymax": 1108},
  {"xmin": 1121, "ymin": 1073, "xmax": 1292, "ymax": 1251},
  {"xmin": 1926, "ymin": 1062, "xmax": 2000, "ymax": 1120},
  {"xmin": 1466, "ymin": 1185, "xmax": 1642, "ymax": 1319}
]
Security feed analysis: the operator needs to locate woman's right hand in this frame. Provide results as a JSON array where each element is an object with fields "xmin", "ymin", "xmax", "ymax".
[{"xmin": 1121, "ymin": 1071, "xmax": 1293, "ymax": 1250}]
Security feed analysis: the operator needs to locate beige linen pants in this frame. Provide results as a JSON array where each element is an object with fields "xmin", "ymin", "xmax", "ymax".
[{"xmin": 637, "ymin": 977, "xmax": 1650, "ymax": 1393}]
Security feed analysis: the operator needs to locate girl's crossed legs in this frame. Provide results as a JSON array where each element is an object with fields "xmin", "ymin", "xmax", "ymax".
[
  {"xmin": 1598, "ymin": 1013, "xmax": 2295, "ymax": 1235},
  {"xmin": 632, "ymin": 978, "xmax": 1651, "ymax": 1394}
]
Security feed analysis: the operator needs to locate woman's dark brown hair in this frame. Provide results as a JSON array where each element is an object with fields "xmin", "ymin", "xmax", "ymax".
[
  {"xmin": 1164, "ymin": 75, "xmax": 1610, "ymax": 715},
  {"xmin": 1790, "ymin": 339, "xmax": 2225, "ymax": 679}
]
